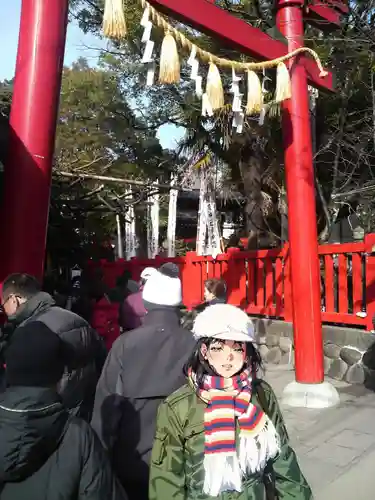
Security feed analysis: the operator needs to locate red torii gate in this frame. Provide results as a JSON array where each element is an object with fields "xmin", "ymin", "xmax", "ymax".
[{"xmin": 2, "ymin": 0, "xmax": 347, "ymax": 401}]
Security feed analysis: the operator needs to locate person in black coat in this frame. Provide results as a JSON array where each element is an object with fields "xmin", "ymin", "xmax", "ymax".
[
  {"xmin": 1, "ymin": 273, "xmax": 106, "ymax": 420},
  {"xmin": 91, "ymin": 263, "xmax": 195, "ymax": 500},
  {"xmin": 0, "ymin": 321, "xmax": 126, "ymax": 500},
  {"xmin": 181, "ymin": 277, "xmax": 227, "ymax": 330}
]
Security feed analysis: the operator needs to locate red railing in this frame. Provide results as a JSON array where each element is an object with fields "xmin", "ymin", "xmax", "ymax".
[{"xmin": 88, "ymin": 234, "xmax": 375, "ymax": 331}]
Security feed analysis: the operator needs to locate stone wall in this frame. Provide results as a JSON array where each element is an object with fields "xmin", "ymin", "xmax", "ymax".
[{"xmin": 252, "ymin": 317, "xmax": 375, "ymax": 385}]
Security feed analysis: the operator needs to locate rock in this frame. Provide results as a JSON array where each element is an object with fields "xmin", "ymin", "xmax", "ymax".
[
  {"xmin": 345, "ymin": 364, "xmax": 365, "ymax": 385},
  {"xmin": 362, "ymin": 343, "xmax": 375, "ymax": 370},
  {"xmin": 279, "ymin": 337, "xmax": 293, "ymax": 353},
  {"xmin": 259, "ymin": 344, "xmax": 269, "ymax": 361},
  {"xmin": 323, "ymin": 343, "xmax": 341, "ymax": 359},
  {"xmin": 327, "ymin": 358, "xmax": 348, "ymax": 381},
  {"xmin": 340, "ymin": 347, "xmax": 363, "ymax": 366},
  {"xmin": 266, "ymin": 334, "xmax": 280, "ymax": 348},
  {"xmin": 257, "ymin": 335, "xmax": 267, "ymax": 346},
  {"xmin": 280, "ymin": 350, "xmax": 294, "ymax": 365},
  {"xmin": 324, "ymin": 356, "xmax": 333, "ymax": 375},
  {"xmin": 266, "ymin": 346, "xmax": 282, "ymax": 364}
]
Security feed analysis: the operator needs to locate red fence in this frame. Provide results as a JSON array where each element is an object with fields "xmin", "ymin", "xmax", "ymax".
[{"xmin": 89, "ymin": 234, "xmax": 375, "ymax": 331}]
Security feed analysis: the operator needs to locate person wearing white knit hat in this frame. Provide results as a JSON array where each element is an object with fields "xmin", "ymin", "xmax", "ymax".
[
  {"xmin": 149, "ymin": 303, "xmax": 312, "ymax": 500},
  {"xmin": 92, "ymin": 263, "xmax": 194, "ymax": 500},
  {"xmin": 142, "ymin": 265, "xmax": 182, "ymax": 310}
]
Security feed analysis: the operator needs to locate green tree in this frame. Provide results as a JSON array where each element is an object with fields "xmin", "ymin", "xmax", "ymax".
[
  {"xmin": 49, "ymin": 57, "xmax": 177, "ymax": 265},
  {"xmin": 57, "ymin": 1, "xmax": 375, "ymax": 244}
]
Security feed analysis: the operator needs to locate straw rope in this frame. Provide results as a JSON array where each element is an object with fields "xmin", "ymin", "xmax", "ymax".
[{"xmin": 139, "ymin": 0, "xmax": 328, "ymax": 77}]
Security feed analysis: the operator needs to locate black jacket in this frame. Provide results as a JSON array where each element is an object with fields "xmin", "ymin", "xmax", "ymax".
[
  {"xmin": 0, "ymin": 386, "xmax": 126, "ymax": 500},
  {"xmin": 7, "ymin": 292, "xmax": 106, "ymax": 421},
  {"xmin": 91, "ymin": 307, "xmax": 195, "ymax": 500},
  {"xmin": 181, "ymin": 296, "xmax": 226, "ymax": 331}
]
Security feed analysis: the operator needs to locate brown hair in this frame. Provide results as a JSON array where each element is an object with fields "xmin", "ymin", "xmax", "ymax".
[{"xmin": 204, "ymin": 278, "xmax": 227, "ymax": 299}]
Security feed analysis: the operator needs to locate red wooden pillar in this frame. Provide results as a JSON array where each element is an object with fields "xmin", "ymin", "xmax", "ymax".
[
  {"xmin": 1, "ymin": 0, "xmax": 69, "ymax": 281},
  {"xmin": 276, "ymin": 0, "xmax": 324, "ymax": 383}
]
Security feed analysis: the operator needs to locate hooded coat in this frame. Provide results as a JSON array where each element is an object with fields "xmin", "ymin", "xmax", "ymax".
[
  {"xmin": 5, "ymin": 292, "xmax": 106, "ymax": 421},
  {"xmin": 91, "ymin": 307, "xmax": 195, "ymax": 500},
  {"xmin": 0, "ymin": 386, "xmax": 126, "ymax": 500}
]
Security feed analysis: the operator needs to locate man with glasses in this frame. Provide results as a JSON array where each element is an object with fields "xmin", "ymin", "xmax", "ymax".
[{"xmin": 0, "ymin": 273, "xmax": 106, "ymax": 420}]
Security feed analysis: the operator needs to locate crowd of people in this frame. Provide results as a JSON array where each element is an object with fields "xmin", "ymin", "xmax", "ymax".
[{"xmin": 0, "ymin": 267, "xmax": 312, "ymax": 499}]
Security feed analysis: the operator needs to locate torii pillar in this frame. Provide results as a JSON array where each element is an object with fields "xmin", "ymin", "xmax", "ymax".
[
  {"xmin": 1, "ymin": 0, "xmax": 69, "ymax": 282},
  {"xmin": 276, "ymin": 0, "xmax": 339, "ymax": 407}
]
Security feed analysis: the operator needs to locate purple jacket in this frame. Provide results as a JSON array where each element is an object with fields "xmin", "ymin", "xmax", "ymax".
[{"xmin": 120, "ymin": 289, "xmax": 147, "ymax": 331}]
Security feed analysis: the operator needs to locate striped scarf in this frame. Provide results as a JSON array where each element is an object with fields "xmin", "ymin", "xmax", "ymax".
[{"xmin": 197, "ymin": 369, "xmax": 280, "ymax": 496}]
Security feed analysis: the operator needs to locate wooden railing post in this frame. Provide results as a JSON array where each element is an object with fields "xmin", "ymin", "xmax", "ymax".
[
  {"xmin": 226, "ymin": 247, "xmax": 247, "ymax": 309},
  {"xmin": 365, "ymin": 234, "xmax": 375, "ymax": 331},
  {"xmin": 282, "ymin": 243, "xmax": 293, "ymax": 322},
  {"xmin": 181, "ymin": 251, "xmax": 201, "ymax": 310}
]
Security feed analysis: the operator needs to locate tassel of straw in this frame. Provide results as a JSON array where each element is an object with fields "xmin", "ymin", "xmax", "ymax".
[
  {"xmin": 103, "ymin": 0, "xmax": 127, "ymax": 39},
  {"xmin": 246, "ymin": 70, "xmax": 263, "ymax": 115},
  {"xmin": 275, "ymin": 62, "xmax": 292, "ymax": 103},
  {"xmin": 206, "ymin": 62, "xmax": 224, "ymax": 110},
  {"xmin": 159, "ymin": 31, "xmax": 180, "ymax": 84}
]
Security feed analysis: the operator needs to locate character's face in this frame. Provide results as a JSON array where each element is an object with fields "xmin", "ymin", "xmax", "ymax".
[
  {"xmin": 1, "ymin": 294, "xmax": 21, "ymax": 317},
  {"xmin": 201, "ymin": 339, "xmax": 247, "ymax": 378},
  {"xmin": 204, "ymin": 287, "xmax": 215, "ymax": 301}
]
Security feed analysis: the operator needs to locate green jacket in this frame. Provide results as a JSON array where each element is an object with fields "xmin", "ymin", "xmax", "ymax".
[{"xmin": 149, "ymin": 379, "xmax": 312, "ymax": 500}]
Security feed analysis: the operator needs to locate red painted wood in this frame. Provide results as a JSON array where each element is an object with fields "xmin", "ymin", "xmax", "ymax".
[
  {"xmin": 319, "ymin": 241, "xmax": 365, "ymax": 255},
  {"xmin": 274, "ymin": 257, "xmax": 283, "ymax": 316},
  {"xmin": 324, "ymin": 254, "xmax": 335, "ymax": 312},
  {"xmin": 351, "ymin": 253, "xmax": 363, "ymax": 314},
  {"xmin": 246, "ymin": 258, "xmax": 256, "ymax": 309},
  {"xmin": 264, "ymin": 258, "xmax": 275, "ymax": 315},
  {"xmin": 91, "ymin": 235, "xmax": 375, "ymax": 331},
  {"xmin": 278, "ymin": 0, "xmax": 324, "ymax": 382},
  {"xmin": 338, "ymin": 253, "xmax": 348, "ymax": 313},
  {"xmin": 307, "ymin": 1, "xmax": 342, "ymax": 28},
  {"xmin": 282, "ymin": 244, "xmax": 293, "ymax": 322},
  {"xmin": 324, "ymin": 0, "xmax": 349, "ymax": 14},
  {"xmin": 148, "ymin": 0, "xmax": 334, "ymax": 92},
  {"xmin": 2, "ymin": 0, "xmax": 69, "ymax": 280},
  {"xmin": 226, "ymin": 248, "xmax": 247, "ymax": 307},
  {"xmin": 256, "ymin": 259, "xmax": 265, "ymax": 309},
  {"xmin": 364, "ymin": 234, "xmax": 375, "ymax": 330}
]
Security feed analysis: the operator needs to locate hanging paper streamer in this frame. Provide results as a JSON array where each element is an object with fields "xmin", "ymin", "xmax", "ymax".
[
  {"xmin": 167, "ymin": 176, "xmax": 178, "ymax": 257},
  {"xmin": 187, "ymin": 46, "xmax": 203, "ymax": 98},
  {"xmin": 125, "ymin": 188, "xmax": 137, "ymax": 260},
  {"xmin": 196, "ymin": 166, "xmax": 221, "ymax": 257},
  {"xmin": 103, "ymin": 0, "xmax": 329, "ymax": 120},
  {"xmin": 205, "ymin": 170, "xmax": 221, "ymax": 257},
  {"xmin": 232, "ymin": 111, "xmax": 244, "ymax": 134},
  {"xmin": 202, "ymin": 93, "xmax": 214, "ymax": 117},
  {"xmin": 140, "ymin": 5, "xmax": 156, "ymax": 86},
  {"xmin": 147, "ymin": 184, "xmax": 159, "ymax": 259},
  {"xmin": 196, "ymin": 173, "xmax": 208, "ymax": 256}
]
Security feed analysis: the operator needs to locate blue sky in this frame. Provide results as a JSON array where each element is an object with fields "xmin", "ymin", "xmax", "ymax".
[{"xmin": 0, "ymin": 0, "xmax": 183, "ymax": 150}]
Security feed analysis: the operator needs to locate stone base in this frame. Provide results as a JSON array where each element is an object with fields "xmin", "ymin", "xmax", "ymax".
[{"xmin": 282, "ymin": 381, "xmax": 340, "ymax": 409}]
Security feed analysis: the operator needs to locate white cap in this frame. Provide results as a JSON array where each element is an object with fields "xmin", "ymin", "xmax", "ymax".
[
  {"xmin": 142, "ymin": 269, "xmax": 182, "ymax": 307},
  {"xmin": 140, "ymin": 267, "xmax": 157, "ymax": 281},
  {"xmin": 193, "ymin": 304, "xmax": 255, "ymax": 343}
]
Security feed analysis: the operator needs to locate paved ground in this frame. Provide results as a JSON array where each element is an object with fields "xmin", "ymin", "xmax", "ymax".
[{"xmin": 264, "ymin": 365, "xmax": 375, "ymax": 499}]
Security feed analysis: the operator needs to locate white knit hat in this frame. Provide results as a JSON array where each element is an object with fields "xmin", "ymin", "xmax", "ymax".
[
  {"xmin": 193, "ymin": 304, "xmax": 255, "ymax": 342},
  {"xmin": 140, "ymin": 267, "xmax": 157, "ymax": 281},
  {"xmin": 142, "ymin": 268, "xmax": 182, "ymax": 307}
]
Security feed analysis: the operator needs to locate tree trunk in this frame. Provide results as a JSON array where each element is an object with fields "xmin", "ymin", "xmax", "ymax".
[{"xmin": 239, "ymin": 153, "xmax": 266, "ymax": 249}]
